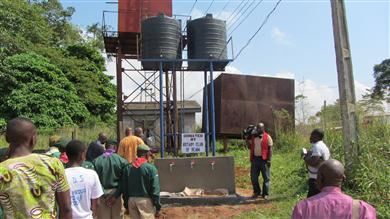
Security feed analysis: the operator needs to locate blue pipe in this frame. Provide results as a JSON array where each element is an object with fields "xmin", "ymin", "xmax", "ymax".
[
  {"xmin": 159, "ymin": 62, "xmax": 165, "ymax": 158},
  {"xmin": 204, "ymin": 70, "xmax": 209, "ymax": 157},
  {"xmin": 209, "ymin": 62, "xmax": 216, "ymax": 156}
]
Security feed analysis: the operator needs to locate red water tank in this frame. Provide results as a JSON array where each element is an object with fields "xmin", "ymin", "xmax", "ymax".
[{"xmin": 118, "ymin": 0, "xmax": 173, "ymax": 33}]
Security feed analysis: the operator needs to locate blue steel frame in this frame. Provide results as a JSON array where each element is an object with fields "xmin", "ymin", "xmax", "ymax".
[{"xmin": 141, "ymin": 58, "xmax": 233, "ymax": 158}]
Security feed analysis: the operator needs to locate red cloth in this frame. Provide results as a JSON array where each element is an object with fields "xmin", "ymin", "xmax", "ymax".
[
  {"xmin": 132, "ymin": 157, "xmax": 148, "ymax": 168},
  {"xmin": 59, "ymin": 152, "xmax": 68, "ymax": 164},
  {"xmin": 250, "ymin": 132, "xmax": 269, "ymax": 161}
]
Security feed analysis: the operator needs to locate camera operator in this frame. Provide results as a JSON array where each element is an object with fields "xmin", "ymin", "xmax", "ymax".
[
  {"xmin": 303, "ymin": 129, "xmax": 330, "ymax": 198},
  {"xmin": 247, "ymin": 123, "xmax": 273, "ymax": 200}
]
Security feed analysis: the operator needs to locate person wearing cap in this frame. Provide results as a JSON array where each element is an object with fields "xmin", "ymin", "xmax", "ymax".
[
  {"xmin": 292, "ymin": 159, "xmax": 376, "ymax": 219},
  {"xmin": 46, "ymin": 135, "xmax": 62, "ymax": 158},
  {"xmin": 53, "ymin": 137, "xmax": 71, "ymax": 164},
  {"xmin": 111, "ymin": 144, "xmax": 161, "ymax": 219},
  {"xmin": 117, "ymin": 127, "xmax": 145, "ymax": 163},
  {"xmin": 93, "ymin": 139, "xmax": 128, "ymax": 219}
]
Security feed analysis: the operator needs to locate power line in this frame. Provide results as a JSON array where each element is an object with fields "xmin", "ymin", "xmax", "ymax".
[
  {"xmin": 187, "ymin": 87, "xmax": 203, "ymax": 100},
  {"xmin": 188, "ymin": 0, "xmax": 198, "ymax": 17},
  {"xmin": 227, "ymin": 0, "xmax": 250, "ymax": 26},
  {"xmin": 228, "ymin": 0, "xmax": 264, "ymax": 37},
  {"xmin": 235, "ymin": 0, "xmax": 282, "ymax": 60},
  {"xmin": 216, "ymin": 0, "xmax": 232, "ymax": 19},
  {"xmin": 225, "ymin": 0, "xmax": 245, "ymax": 24},
  {"xmin": 227, "ymin": 0, "xmax": 255, "ymax": 30},
  {"xmin": 204, "ymin": 0, "xmax": 215, "ymax": 15}
]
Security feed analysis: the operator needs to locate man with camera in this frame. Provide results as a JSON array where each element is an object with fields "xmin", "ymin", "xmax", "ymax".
[
  {"xmin": 302, "ymin": 129, "xmax": 330, "ymax": 198},
  {"xmin": 247, "ymin": 123, "xmax": 273, "ymax": 200}
]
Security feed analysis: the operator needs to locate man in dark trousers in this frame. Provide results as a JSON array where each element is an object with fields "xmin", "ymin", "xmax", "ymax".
[
  {"xmin": 93, "ymin": 139, "xmax": 128, "ymax": 219},
  {"xmin": 248, "ymin": 122, "xmax": 273, "ymax": 200},
  {"xmin": 111, "ymin": 144, "xmax": 161, "ymax": 219},
  {"xmin": 303, "ymin": 129, "xmax": 330, "ymax": 197}
]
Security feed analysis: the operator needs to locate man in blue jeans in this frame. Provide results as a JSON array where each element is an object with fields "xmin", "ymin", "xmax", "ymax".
[{"xmin": 248, "ymin": 123, "xmax": 273, "ymax": 200}]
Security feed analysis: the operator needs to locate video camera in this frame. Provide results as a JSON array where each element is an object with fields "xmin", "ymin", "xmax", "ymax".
[{"xmin": 242, "ymin": 125, "xmax": 258, "ymax": 139}]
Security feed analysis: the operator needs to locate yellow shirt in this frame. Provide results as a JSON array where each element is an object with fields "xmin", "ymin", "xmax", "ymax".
[
  {"xmin": 0, "ymin": 153, "xmax": 69, "ymax": 218},
  {"xmin": 117, "ymin": 136, "xmax": 145, "ymax": 163}
]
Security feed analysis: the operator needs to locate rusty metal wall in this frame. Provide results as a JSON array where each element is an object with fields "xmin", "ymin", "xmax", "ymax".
[
  {"xmin": 204, "ymin": 73, "xmax": 295, "ymax": 138},
  {"xmin": 118, "ymin": 0, "xmax": 172, "ymax": 33}
]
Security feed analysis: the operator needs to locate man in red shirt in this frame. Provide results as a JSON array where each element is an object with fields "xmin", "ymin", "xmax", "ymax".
[{"xmin": 248, "ymin": 123, "xmax": 273, "ymax": 199}]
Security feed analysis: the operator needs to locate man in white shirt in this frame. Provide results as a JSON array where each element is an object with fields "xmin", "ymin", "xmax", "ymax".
[
  {"xmin": 303, "ymin": 129, "xmax": 330, "ymax": 197},
  {"xmin": 65, "ymin": 140, "xmax": 104, "ymax": 219}
]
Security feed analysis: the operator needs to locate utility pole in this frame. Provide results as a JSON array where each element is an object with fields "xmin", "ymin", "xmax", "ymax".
[
  {"xmin": 116, "ymin": 53, "xmax": 124, "ymax": 142},
  {"xmin": 330, "ymin": 0, "xmax": 359, "ymax": 177}
]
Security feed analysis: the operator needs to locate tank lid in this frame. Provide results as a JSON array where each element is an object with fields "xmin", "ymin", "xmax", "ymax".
[{"xmin": 205, "ymin": 14, "xmax": 213, "ymax": 19}]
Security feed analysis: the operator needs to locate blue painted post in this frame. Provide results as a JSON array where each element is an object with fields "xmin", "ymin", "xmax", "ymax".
[
  {"xmin": 159, "ymin": 61, "xmax": 165, "ymax": 158},
  {"xmin": 204, "ymin": 70, "xmax": 209, "ymax": 156},
  {"xmin": 209, "ymin": 62, "xmax": 216, "ymax": 156}
]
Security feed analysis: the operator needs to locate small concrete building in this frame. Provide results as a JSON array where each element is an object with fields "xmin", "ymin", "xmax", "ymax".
[{"xmin": 122, "ymin": 101, "xmax": 201, "ymax": 144}]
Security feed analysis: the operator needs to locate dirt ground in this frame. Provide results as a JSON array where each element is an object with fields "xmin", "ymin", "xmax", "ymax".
[
  {"xmin": 159, "ymin": 188, "xmax": 274, "ymax": 219},
  {"xmin": 158, "ymin": 167, "xmax": 266, "ymax": 219}
]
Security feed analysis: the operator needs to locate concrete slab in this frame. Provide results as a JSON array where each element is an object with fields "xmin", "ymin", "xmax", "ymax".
[
  {"xmin": 161, "ymin": 194, "xmax": 244, "ymax": 206},
  {"xmin": 155, "ymin": 156, "xmax": 236, "ymax": 194}
]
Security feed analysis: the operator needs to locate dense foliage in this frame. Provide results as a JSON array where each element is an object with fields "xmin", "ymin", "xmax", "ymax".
[
  {"xmin": 372, "ymin": 59, "xmax": 390, "ymax": 101},
  {"xmin": 0, "ymin": 0, "xmax": 116, "ymax": 128}
]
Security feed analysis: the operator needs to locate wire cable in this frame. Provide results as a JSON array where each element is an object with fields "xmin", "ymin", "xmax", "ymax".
[
  {"xmin": 225, "ymin": 0, "xmax": 245, "ymax": 24},
  {"xmin": 228, "ymin": 0, "xmax": 265, "ymax": 37},
  {"xmin": 235, "ymin": 0, "xmax": 282, "ymax": 60},
  {"xmin": 216, "ymin": 0, "xmax": 232, "ymax": 19},
  {"xmin": 227, "ymin": 0, "xmax": 254, "ymax": 29},
  {"xmin": 188, "ymin": 0, "xmax": 198, "ymax": 17},
  {"xmin": 204, "ymin": 0, "xmax": 216, "ymax": 15}
]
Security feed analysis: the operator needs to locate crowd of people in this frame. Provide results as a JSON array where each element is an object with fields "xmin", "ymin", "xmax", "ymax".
[
  {"xmin": 0, "ymin": 117, "xmax": 160, "ymax": 219},
  {"xmin": 0, "ymin": 117, "xmax": 377, "ymax": 219},
  {"xmin": 247, "ymin": 123, "xmax": 376, "ymax": 219}
]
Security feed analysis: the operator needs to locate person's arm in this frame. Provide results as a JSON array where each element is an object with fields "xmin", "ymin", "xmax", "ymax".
[
  {"xmin": 304, "ymin": 144, "xmax": 323, "ymax": 167},
  {"xmin": 91, "ymin": 198, "xmax": 99, "ymax": 219},
  {"xmin": 267, "ymin": 135, "xmax": 273, "ymax": 161},
  {"xmin": 53, "ymin": 158, "xmax": 72, "ymax": 219},
  {"xmin": 90, "ymin": 172, "xmax": 104, "ymax": 215},
  {"xmin": 148, "ymin": 166, "xmax": 161, "ymax": 213},
  {"xmin": 304, "ymin": 154, "xmax": 322, "ymax": 167},
  {"xmin": 117, "ymin": 141, "xmax": 124, "ymax": 157},
  {"xmin": 56, "ymin": 191, "xmax": 72, "ymax": 219}
]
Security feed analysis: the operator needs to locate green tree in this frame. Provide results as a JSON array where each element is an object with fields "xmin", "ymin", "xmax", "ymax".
[
  {"xmin": 372, "ymin": 59, "xmax": 390, "ymax": 101},
  {"xmin": 86, "ymin": 22, "xmax": 105, "ymax": 50},
  {"xmin": 0, "ymin": 0, "xmax": 115, "ymax": 127},
  {"xmin": 0, "ymin": 0, "xmax": 53, "ymax": 53},
  {"xmin": 0, "ymin": 53, "xmax": 90, "ymax": 127},
  {"xmin": 358, "ymin": 91, "xmax": 384, "ymax": 115},
  {"xmin": 33, "ymin": 0, "xmax": 82, "ymax": 46}
]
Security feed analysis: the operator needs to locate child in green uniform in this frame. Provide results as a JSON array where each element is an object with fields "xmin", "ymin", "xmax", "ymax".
[
  {"xmin": 111, "ymin": 144, "xmax": 161, "ymax": 219},
  {"xmin": 93, "ymin": 139, "xmax": 128, "ymax": 219}
]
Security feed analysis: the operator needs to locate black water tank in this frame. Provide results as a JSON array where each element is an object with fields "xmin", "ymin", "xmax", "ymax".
[
  {"xmin": 141, "ymin": 14, "xmax": 182, "ymax": 70},
  {"xmin": 187, "ymin": 14, "xmax": 228, "ymax": 71}
]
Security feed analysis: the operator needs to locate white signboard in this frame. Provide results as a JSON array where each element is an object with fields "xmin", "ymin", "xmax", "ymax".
[{"xmin": 181, "ymin": 133, "xmax": 205, "ymax": 154}]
